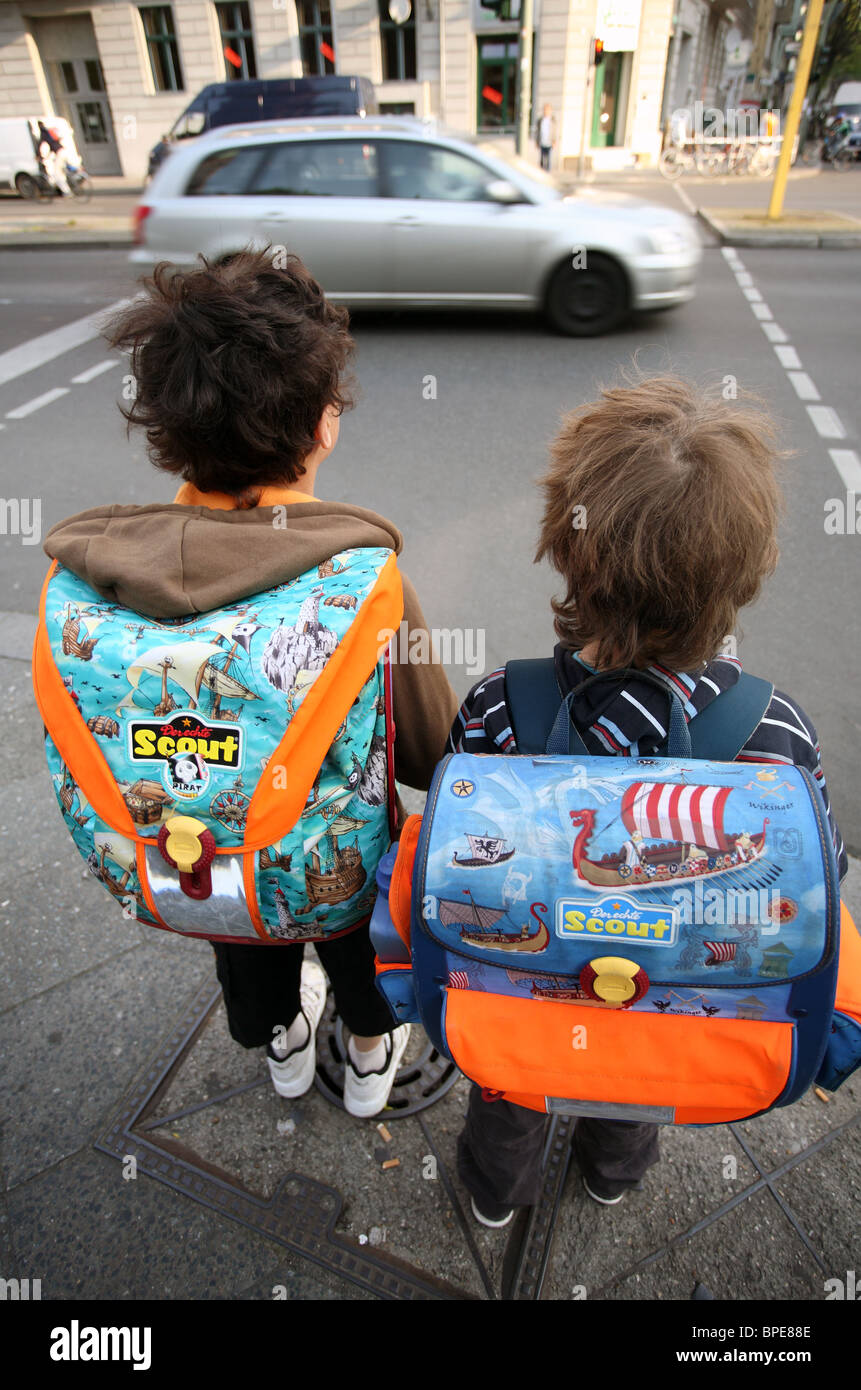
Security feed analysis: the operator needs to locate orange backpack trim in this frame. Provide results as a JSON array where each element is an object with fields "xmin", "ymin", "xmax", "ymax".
[
  {"xmin": 33, "ymin": 561, "xmax": 137, "ymax": 840},
  {"xmin": 389, "ymin": 813, "xmax": 422, "ymax": 950},
  {"xmin": 444, "ymin": 987, "xmax": 795, "ymax": 1126},
  {"xmin": 836, "ymin": 901, "xmax": 861, "ymax": 1025},
  {"xmin": 244, "ymin": 551, "xmax": 403, "ymax": 851}
]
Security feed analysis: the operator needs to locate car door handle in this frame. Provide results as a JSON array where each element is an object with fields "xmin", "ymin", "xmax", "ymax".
[
  {"xmin": 265, "ymin": 211, "xmax": 291, "ymax": 220},
  {"xmin": 394, "ymin": 215, "xmax": 423, "ymax": 226}
]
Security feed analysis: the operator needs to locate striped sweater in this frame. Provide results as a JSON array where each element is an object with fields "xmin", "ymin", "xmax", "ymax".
[{"xmin": 447, "ymin": 647, "xmax": 848, "ymax": 880}]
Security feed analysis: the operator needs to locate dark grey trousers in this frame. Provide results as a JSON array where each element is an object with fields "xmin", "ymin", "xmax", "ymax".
[{"xmin": 457, "ymin": 1083, "xmax": 661, "ymax": 1212}]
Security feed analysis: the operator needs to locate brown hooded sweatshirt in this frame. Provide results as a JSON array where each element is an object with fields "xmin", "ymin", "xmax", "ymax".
[{"xmin": 43, "ymin": 489, "xmax": 459, "ymax": 791}]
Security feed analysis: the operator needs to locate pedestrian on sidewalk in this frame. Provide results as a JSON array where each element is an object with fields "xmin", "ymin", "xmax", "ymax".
[
  {"xmin": 447, "ymin": 374, "xmax": 848, "ymax": 1228},
  {"xmin": 41, "ymin": 248, "xmax": 458, "ymax": 1119},
  {"xmin": 536, "ymin": 104, "xmax": 557, "ymax": 172}
]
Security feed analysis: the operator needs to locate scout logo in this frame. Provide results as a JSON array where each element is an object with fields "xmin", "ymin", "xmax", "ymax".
[
  {"xmin": 556, "ymin": 894, "xmax": 679, "ymax": 947},
  {"xmin": 128, "ymin": 713, "xmax": 243, "ymax": 770}
]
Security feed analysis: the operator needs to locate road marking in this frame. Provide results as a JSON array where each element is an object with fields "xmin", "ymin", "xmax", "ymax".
[
  {"xmin": 672, "ymin": 182, "xmax": 697, "ymax": 216},
  {"xmin": 721, "ymin": 247, "xmax": 743, "ymax": 268},
  {"xmin": 750, "ymin": 302, "xmax": 773, "ymax": 320},
  {"xmin": 71, "ymin": 359, "xmax": 119, "ymax": 384},
  {"xmin": 807, "ymin": 406, "xmax": 846, "ymax": 439},
  {"xmin": 6, "ymin": 386, "xmax": 70, "ymax": 419},
  {"xmin": 735, "ymin": 272, "xmax": 754, "ymax": 287},
  {"xmin": 742, "ymin": 287, "xmax": 764, "ymax": 302},
  {"xmin": 787, "ymin": 371, "xmax": 821, "ymax": 401},
  {"xmin": 829, "ymin": 450, "xmax": 861, "ymax": 491},
  {"xmin": 761, "ymin": 322, "xmax": 788, "ymax": 342},
  {"xmin": 774, "ymin": 345, "xmax": 801, "ymax": 368},
  {"xmin": 0, "ymin": 298, "xmax": 131, "ymax": 389}
]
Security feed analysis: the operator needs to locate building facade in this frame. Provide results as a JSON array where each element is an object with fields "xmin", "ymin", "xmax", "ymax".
[{"xmin": 0, "ymin": 0, "xmax": 676, "ymax": 178}]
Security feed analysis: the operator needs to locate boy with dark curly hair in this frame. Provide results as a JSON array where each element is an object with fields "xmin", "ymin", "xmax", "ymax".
[{"xmin": 42, "ymin": 249, "xmax": 458, "ymax": 1117}]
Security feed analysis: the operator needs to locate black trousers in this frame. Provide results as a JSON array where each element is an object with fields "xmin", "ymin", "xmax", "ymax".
[
  {"xmin": 457, "ymin": 1083, "xmax": 661, "ymax": 1211},
  {"xmin": 212, "ymin": 924, "xmax": 396, "ymax": 1049}
]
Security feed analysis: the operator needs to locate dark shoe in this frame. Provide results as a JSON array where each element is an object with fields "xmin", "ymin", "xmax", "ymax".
[{"xmin": 470, "ymin": 1194, "xmax": 515, "ymax": 1228}]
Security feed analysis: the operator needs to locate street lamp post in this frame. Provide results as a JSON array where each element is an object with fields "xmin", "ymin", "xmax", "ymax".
[
  {"xmin": 516, "ymin": 0, "xmax": 534, "ymax": 156},
  {"xmin": 767, "ymin": 0, "xmax": 824, "ymax": 219}
]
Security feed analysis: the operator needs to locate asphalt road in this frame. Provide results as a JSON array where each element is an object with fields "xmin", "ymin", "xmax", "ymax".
[{"xmin": 0, "ymin": 243, "xmax": 858, "ymax": 854}]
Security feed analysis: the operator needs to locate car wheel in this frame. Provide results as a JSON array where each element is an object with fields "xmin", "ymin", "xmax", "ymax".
[
  {"xmin": 544, "ymin": 253, "xmax": 628, "ymax": 337},
  {"xmin": 15, "ymin": 173, "xmax": 41, "ymax": 199}
]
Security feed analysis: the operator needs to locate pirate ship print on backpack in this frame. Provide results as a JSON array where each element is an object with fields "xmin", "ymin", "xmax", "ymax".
[
  {"xmin": 370, "ymin": 661, "xmax": 861, "ymax": 1125},
  {"xmin": 34, "ymin": 546, "xmax": 404, "ymax": 945}
]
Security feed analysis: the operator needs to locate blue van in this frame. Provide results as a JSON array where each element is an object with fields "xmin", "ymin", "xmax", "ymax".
[{"xmin": 148, "ymin": 76, "xmax": 377, "ymax": 175}]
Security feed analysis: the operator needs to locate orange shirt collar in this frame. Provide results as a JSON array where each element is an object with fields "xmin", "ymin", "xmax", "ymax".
[{"xmin": 173, "ymin": 482, "xmax": 315, "ymax": 510}]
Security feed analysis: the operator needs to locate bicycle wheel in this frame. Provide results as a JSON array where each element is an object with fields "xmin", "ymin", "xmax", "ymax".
[
  {"xmin": 695, "ymin": 149, "xmax": 724, "ymax": 177},
  {"xmin": 752, "ymin": 149, "xmax": 778, "ymax": 178},
  {"xmin": 658, "ymin": 147, "xmax": 686, "ymax": 181},
  {"xmin": 70, "ymin": 174, "xmax": 93, "ymax": 202}
]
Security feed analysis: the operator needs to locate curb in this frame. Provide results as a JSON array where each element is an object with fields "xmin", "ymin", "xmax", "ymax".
[{"xmin": 696, "ymin": 208, "xmax": 861, "ymax": 248}]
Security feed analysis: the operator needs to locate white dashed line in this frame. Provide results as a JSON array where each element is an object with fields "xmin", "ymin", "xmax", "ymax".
[
  {"xmin": 742, "ymin": 287, "xmax": 764, "ymax": 302},
  {"xmin": 0, "ymin": 299, "xmax": 131, "ymax": 388},
  {"xmin": 71, "ymin": 359, "xmax": 119, "ymax": 384},
  {"xmin": 721, "ymin": 247, "xmax": 743, "ymax": 267},
  {"xmin": 787, "ymin": 372, "xmax": 821, "ymax": 402},
  {"xmin": 761, "ymin": 322, "xmax": 788, "ymax": 342},
  {"xmin": 807, "ymin": 406, "xmax": 846, "ymax": 439},
  {"xmin": 829, "ymin": 450, "xmax": 861, "ymax": 491},
  {"xmin": 6, "ymin": 386, "xmax": 70, "ymax": 419},
  {"xmin": 735, "ymin": 272, "xmax": 754, "ymax": 287},
  {"xmin": 750, "ymin": 303, "xmax": 773, "ymax": 320},
  {"xmin": 774, "ymin": 345, "xmax": 802, "ymax": 369}
]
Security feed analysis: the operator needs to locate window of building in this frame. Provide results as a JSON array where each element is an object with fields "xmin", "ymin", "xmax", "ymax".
[
  {"xmin": 140, "ymin": 7, "xmax": 184, "ymax": 92},
  {"xmin": 76, "ymin": 102, "xmax": 110, "ymax": 144},
  {"xmin": 378, "ymin": 0, "xmax": 416, "ymax": 82},
  {"xmin": 59, "ymin": 61, "xmax": 78, "ymax": 94},
  {"xmin": 216, "ymin": 2, "xmax": 257, "ymax": 80},
  {"xmin": 297, "ymin": 0, "xmax": 336, "ymax": 76},
  {"xmin": 185, "ymin": 145, "xmax": 269, "ymax": 195},
  {"xmin": 250, "ymin": 139, "xmax": 379, "ymax": 197},
  {"xmin": 85, "ymin": 58, "xmax": 105, "ymax": 92},
  {"xmin": 476, "ymin": 35, "xmax": 519, "ymax": 132}
]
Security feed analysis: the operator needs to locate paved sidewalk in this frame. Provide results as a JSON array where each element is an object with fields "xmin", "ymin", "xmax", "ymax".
[{"xmin": 1, "ymin": 612, "xmax": 858, "ymax": 1301}]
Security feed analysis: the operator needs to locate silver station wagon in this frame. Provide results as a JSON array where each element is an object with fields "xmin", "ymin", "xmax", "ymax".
[{"xmin": 131, "ymin": 117, "xmax": 702, "ymax": 336}]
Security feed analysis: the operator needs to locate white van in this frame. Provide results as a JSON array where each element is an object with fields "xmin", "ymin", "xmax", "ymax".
[
  {"xmin": 831, "ymin": 82, "xmax": 861, "ymax": 127},
  {"xmin": 0, "ymin": 116, "xmax": 81, "ymax": 197}
]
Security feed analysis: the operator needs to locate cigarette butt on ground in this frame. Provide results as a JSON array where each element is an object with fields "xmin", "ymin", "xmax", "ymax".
[
  {"xmin": 376, "ymin": 1122, "xmax": 392, "ymax": 1143},
  {"xmin": 814, "ymin": 1086, "xmax": 830, "ymax": 1103},
  {"xmin": 382, "ymin": 1158, "xmax": 400, "ymax": 1170}
]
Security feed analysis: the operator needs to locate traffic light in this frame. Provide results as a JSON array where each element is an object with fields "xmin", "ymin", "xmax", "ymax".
[{"xmin": 593, "ymin": 37, "xmax": 605, "ymax": 65}]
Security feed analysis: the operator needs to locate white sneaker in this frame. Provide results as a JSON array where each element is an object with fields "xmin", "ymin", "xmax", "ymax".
[
  {"xmin": 343, "ymin": 1024, "xmax": 411, "ymax": 1118},
  {"xmin": 266, "ymin": 959, "xmax": 327, "ymax": 1099}
]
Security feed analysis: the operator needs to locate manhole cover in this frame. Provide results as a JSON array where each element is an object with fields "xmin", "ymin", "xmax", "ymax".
[{"xmin": 314, "ymin": 996, "xmax": 460, "ymax": 1116}]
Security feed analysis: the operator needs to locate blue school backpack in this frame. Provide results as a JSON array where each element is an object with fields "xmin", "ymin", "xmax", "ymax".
[
  {"xmin": 371, "ymin": 661, "xmax": 861, "ymax": 1124},
  {"xmin": 33, "ymin": 547, "xmax": 403, "ymax": 944}
]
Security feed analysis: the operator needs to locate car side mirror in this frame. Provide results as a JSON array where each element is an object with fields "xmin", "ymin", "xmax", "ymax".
[{"xmin": 486, "ymin": 179, "xmax": 522, "ymax": 204}]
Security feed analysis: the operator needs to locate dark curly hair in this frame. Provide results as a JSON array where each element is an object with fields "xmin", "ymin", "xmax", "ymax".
[{"xmin": 105, "ymin": 248, "xmax": 355, "ymax": 495}]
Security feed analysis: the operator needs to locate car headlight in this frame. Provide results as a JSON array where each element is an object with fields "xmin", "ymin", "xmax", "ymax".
[{"xmin": 647, "ymin": 226, "xmax": 692, "ymax": 255}]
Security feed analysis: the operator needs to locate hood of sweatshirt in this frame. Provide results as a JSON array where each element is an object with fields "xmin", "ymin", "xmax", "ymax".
[{"xmin": 43, "ymin": 491, "xmax": 404, "ymax": 620}]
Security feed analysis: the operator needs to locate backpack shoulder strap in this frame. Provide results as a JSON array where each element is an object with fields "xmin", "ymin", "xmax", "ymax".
[
  {"xmin": 505, "ymin": 658, "xmax": 561, "ymax": 755},
  {"xmin": 685, "ymin": 673, "xmax": 774, "ymax": 761},
  {"xmin": 506, "ymin": 658, "xmax": 773, "ymax": 761}
]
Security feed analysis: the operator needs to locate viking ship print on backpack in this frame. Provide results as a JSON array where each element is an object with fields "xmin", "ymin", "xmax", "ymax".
[
  {"xmin": 33, "ymin": 547, "xmax": 403, "ymax": 944},
  {"xmin": 370, "ymin": 660, "xmax": 861, "ymax": 1125}
]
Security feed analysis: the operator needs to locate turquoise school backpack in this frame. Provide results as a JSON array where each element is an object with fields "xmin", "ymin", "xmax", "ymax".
[{"xmin": 33, "ymin": 546, "xmax": 403, "ymax": 944}]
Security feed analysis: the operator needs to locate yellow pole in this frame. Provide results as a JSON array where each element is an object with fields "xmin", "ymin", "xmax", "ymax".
[{"xmin": 768, "ymin": 0, "xmax": 825, "ymax": 220}]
